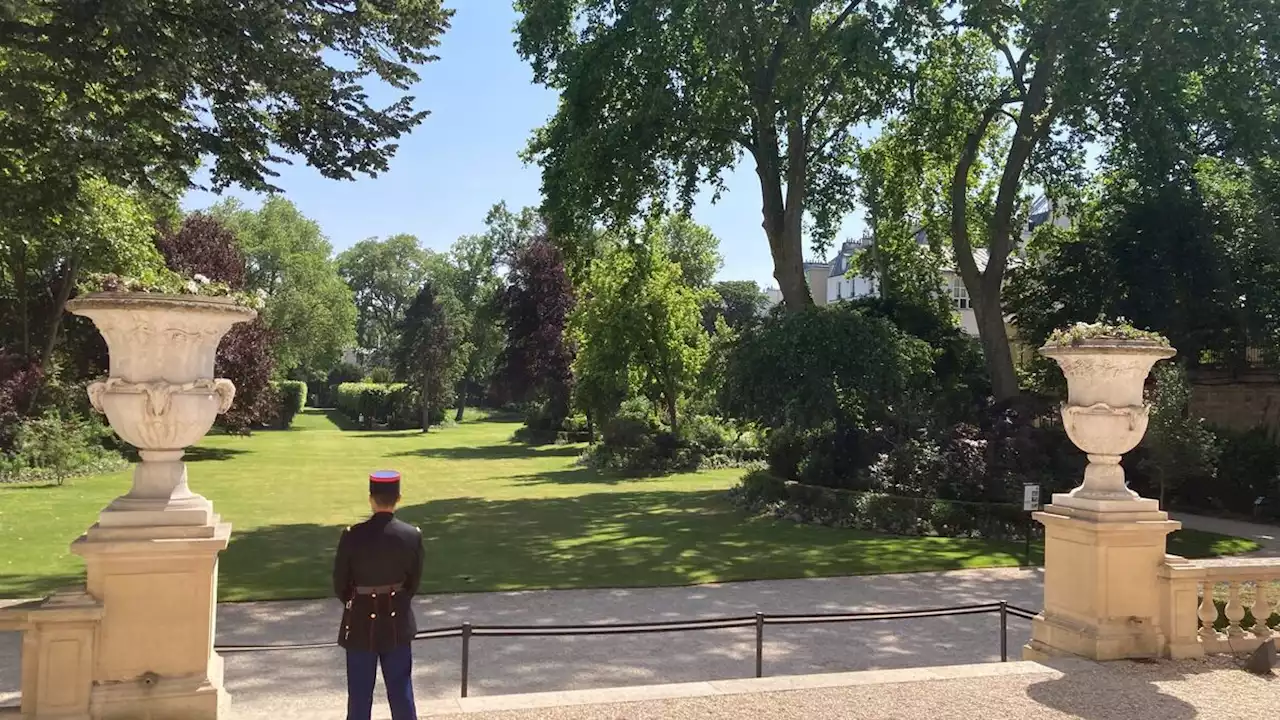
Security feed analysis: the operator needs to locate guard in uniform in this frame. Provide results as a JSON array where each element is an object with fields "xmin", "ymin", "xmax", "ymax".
[{"xmin": 333, "ymin": 470, "xmax": 424, "ymax": 720}]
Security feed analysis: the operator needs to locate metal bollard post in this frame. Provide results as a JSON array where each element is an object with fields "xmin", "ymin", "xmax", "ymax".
[
  {"xmin": 461, "ymin": 623, "xmax": 472, "ymax": 698},
  {"xmin": 999, "ymin": 602, "xmax": 1008, "ymax": 662},
  {"xmin": 755, "ymin": 612, "xmax": 765, "ymax": 678}
]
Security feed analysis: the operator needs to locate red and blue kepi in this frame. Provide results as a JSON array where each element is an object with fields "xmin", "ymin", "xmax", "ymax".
[{"xmin": 369, "ymin": 470, "xmax": 401, "ymax": 494}]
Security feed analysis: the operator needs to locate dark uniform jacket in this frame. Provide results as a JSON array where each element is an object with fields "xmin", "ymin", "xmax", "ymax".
[{"xmin": 333, "ymin": 512, "xmax": 424, "ymax": 652}]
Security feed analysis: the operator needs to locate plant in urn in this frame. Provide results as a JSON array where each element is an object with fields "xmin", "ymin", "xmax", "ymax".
[
  {"xmin": 67, "ymin": 277, "xmax": 259, "ymax": 533},
  {"xmin": 1041, "ymin": 321, "xmax": 1175, "ymax": 515}
]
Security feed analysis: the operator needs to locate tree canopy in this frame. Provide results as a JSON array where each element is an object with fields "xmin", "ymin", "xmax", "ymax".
[
  {"xmin": 337, "ymin": 234, "xmax": 437, "ymax": 363},
  {"xmin": 210, "ymin": 197, "xmax": 357, "ymax": 377},
  {"xmin": 515, "ymin": 0, "xmax": 909, "ymax": 310}
]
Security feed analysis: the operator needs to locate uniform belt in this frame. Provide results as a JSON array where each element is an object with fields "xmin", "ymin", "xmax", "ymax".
[{"xmin": 353, "ymin": 584, "xmax": 403, "ymax": 595}]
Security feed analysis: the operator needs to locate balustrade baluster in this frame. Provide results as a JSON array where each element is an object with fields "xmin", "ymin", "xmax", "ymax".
[
  {"xmin": 1197, "ymin": 581, "xmax": 1220, "ymax": 641},
  {"xmin": 1251, "ymin": 581, "xmax": 1275, "ymax": 639},
  {"xmin": 1224, "ymin": 581, "xmax": 1246, "ymax": 638}
]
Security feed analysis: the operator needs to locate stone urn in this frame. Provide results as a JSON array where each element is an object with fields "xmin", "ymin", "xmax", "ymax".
[
  {"xmin": 67, "ymin": 292, "xmax": 256, "ymax": 531},
  {"xmin": 1041, "ymin": 337, "xmax": 1175, "ymax": 514}
]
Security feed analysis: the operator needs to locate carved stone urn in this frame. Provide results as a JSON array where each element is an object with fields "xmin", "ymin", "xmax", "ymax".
[
  {"xmin": 1041, "ymin": 337, "xmax": 1175, "ymax": 515},
  {"xmin": 67, "ymin": 292, "xmax": 256, "ymax": 530}
]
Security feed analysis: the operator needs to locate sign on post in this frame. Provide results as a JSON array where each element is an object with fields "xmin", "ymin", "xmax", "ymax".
[{"xmin": 1023, "ymin": 484, "xmax": 1041, "ymax": 512}]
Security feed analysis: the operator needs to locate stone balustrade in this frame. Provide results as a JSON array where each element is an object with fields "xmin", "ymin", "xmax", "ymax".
[{"xmin": 1160, "ymin": 556, "xmax": 1280, "ymax": 659}]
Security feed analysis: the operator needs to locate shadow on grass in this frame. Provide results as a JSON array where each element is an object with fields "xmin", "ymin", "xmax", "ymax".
[
  {"xmin": 390, "ymin": 444, "xmax": 582, "ymax": 461},
  {"xmin": 322, "ymin": 408, "xmax": 364, "ymax": 431},
  {"xmin": 0, "ymin": 572, "xmax": 82, "ymax": 600},
  {"xmin": 185, "ymin": 447, "xmax": 252, "ymax": 462},
  {"xmin": 217, "ymin": 490, "xmax": 1029, "ymax": 601},
  {"xmin": 506, "ymin": 467, "xmax": 661, "ymax": 486}
]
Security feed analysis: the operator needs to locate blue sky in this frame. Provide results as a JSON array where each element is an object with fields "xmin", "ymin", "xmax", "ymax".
[{"xmin": 182, "ymin": 2, "xmax": 865, "ymax": 288}]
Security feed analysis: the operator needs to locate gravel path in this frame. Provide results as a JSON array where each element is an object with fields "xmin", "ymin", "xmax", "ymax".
[
  {"xmin": 432, "ymin": 657, "xmax": 1277, "ymax": 720},
  {"xmin": 1, "ymin": 567, "xmax": 1044, "ymax": 717}
]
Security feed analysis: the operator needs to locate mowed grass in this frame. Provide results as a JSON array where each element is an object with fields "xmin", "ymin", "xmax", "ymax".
[{"xmin": 0, "ymin": 410, "xmax": 1259, "ymax": 601}]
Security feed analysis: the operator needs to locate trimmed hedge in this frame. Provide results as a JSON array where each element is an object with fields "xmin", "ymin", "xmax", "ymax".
[
  {"xmin": 335, "ymin": 382, "xmax": 406, "ymax": 429},
  {"xmin": 333, "ymin": 382, "xmax": 445, "ymax": 430},
  {"xmin": 271, "ymin": 381, "xmax": 308, "ymax": 429},
  {"xmin": 733, "ymin": 471, "xmax": 1029, "ymax": 541}
]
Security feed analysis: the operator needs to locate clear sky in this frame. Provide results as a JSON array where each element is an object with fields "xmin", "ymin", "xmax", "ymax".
[{"xmin": 182, "ymin": 1, "xmax": 865, "ymax": 289}]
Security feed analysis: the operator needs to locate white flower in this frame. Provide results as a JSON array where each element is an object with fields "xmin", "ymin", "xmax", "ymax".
[
  {"xmin": 193, "ymin": 274, "xmax": 210, "ymax": 285},
  {"xmin": 256, "ymin": 288, "xmax": 268, "ymax": 300},
  {"xmin": 185, "ymin": 280, "xmax": 200, "ymax": 294}
]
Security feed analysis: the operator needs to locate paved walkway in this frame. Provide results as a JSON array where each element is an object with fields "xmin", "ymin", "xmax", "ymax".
[
  {"xmin": 1173, "ymin": 512, "xmax": 1280, "ymax": 557},
  {"xmin": 0, "ymin": 568, "xmax": 1044, "ymax": 717}
]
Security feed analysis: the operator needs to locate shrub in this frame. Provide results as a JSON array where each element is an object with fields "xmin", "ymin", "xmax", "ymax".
[
  {"xmin": 582, "ymin": 400, "xmax": 764, "ymax": 476},
  {"xmin": 2, "ymin": 410, "xmax": 125, "ymax": 485},
  {"xmin": 680, "ymin": 414, "xmax": 734, "ymax": 450},
  {"xmin": 366, "ymin": 366, "xmax": 394, "ymax": 384},
  {"xmin": 730, "ymin": 479, "xmax": 1029, "ymax": 541},
  {"xmin": 0, "ymin": 350, "xmax": 43, "ymax": 454},
  {"xmin": 734, "ymin": 469, "xmax": 789, "ymax": 507},
  {"xmin": 272, "ymin": 380, "xmax": 308, "ymax": 429},
  {"xmin": 1212, "ymin": 427, "xmax": 1280, "ymax": 514}
]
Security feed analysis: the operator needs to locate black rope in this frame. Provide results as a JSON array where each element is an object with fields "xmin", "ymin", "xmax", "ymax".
[{"xmin": 213, "ymin": 603, "xmax": 1041, "ymax": 654}]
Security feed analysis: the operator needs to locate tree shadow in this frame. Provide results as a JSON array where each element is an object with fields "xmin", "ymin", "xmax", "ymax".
[
  {"xmin": 184, "ymin": 447, "xmax": 251, "ymax": 462},
  {"xmin": 389, "ymin": 444, "xmax": 582, "ymax": 461},
  {"xmin": 1025, "ymin": 659, "xmax": 1205, "ymax": 719},
  {"xmin": 506, "ymin": 467, "xmax": 663, "ymax": 486},
  {"xmin": 218, "ymin": 490, "xmax": 1030, "ymax": 602},
  {"xmin": 321, "ymin": 408, "xmax": 363, "ymax": 431},
  {"xmin": 0, "ymin": 572, "xmax": 82, "ymax": 600}
]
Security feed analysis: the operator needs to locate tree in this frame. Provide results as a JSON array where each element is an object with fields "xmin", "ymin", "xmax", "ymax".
[
  {"xmin": 336, "ymin": 234, "xmax": 435, "ymax": 363},
  {"xmin": 515, "ymin": 0, "xmax": 907, "ymax": 311},
  {"xmin": 0, "ymin": 176, "xmax": 161, "ymax": 374},
  {"xmin": 395, "ymin": 280, "xmax": 464, "ymax": 432},
  {"xmin": 660, "ymin": 214, "xmax": 723, "ymax": 290},
  {"xmin": 156, "ymin": 214, "xmax": 277, "ymax": 432},
  {"xmin": 706, "ymin": 280, "xmax": 769, "ymax": 334},
  {"xmin": 209, "ymin": 197, "xmax": 357, "ymax": 376},
  {"xmin": 496, "ymin": 239, "xmax": 575, "ymax": 427},
  {"xmin": 572, "ymin": 224, "xmax": 711, "ymax": 430},
  {"xmin": 865, "ymin": 1, "xmax": 1280, "ymax": 401},
  {"xmin": 1, "ymin": 2, "xmax": 453, "ymax": 207},
  {"xmin": 1006, "ymin": 157, "xmax": 1280, "ymax": 367}
]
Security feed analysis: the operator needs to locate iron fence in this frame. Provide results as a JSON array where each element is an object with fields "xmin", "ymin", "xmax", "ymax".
[{"xmin": 215, "ymin": 601, "xmax": 1041, "ymax": 698}]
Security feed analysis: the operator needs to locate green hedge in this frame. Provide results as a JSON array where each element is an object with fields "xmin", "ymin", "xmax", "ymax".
[
  {"xmin": 271, "ymin": 381, "xmax": 308, "ymax": 429},
  {"xmin": 734, "ymin": 471, "xmax": 1029, "ymax": 541},
  {"xmin": 335, "ymin": 382, "xmax": 406, "ymax": 429}
]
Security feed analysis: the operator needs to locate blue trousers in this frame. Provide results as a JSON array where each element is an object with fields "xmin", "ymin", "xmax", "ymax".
[{"xmin": 345, "ymin": 644, "xmax": 417, "ymax": 720}]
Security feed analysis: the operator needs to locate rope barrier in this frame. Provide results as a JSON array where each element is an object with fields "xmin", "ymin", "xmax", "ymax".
[{"xmin": 214, "ymin": 602, "xmax": 1039, "ymax": 653}]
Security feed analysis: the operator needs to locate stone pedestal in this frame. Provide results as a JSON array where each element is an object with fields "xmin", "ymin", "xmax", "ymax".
[
  {"xmin": 1023, "ymin": 332, "xmax": 1178, "ymax": 662},
  {"xmin": 48, "ymin": 292, "xmax": 256, "ymax": 719},
  {"xmin": 1024, "ymin": 505, "xmax": 1180, "ymax": 661},
  {"xmin": 71, "ymin": 523, "xmax": 230, "ymax": 719}
]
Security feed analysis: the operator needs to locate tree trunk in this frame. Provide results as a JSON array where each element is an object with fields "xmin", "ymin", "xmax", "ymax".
[
  {"xmin": 751, "ymin": 119, "xmax": 812, "ymax": 313},
  {"xmin": 973, "ymin": 289, "xmax": 1019, "ymax": 402},
  {"xmin": 26, "ymin": 256, "xmax": 79, "ymax": 413},
  {"xmin": 420, "ymin": 378, "xmax": 431, "ymax": 433},
  {"xmin": 665, "ymin": 388, "xmax": 679, "ymax": 435},
  {"xmin": 8, "ymin": 238, "xmax": 30, "ymax": 357},
  {"xmin": 454, "ymin": 379, "xmax": 467, "ymax": 422}
]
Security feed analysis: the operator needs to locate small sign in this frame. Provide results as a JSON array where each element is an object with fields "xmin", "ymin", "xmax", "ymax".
[{"xmin": 1023, "ymin": 484, "xmax": 1041, "ymax": 512}]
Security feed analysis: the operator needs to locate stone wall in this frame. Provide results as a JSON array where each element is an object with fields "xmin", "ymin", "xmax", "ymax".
[{"xmin": 1189, "ymin": 369, "xmax": 1280, "ymax": 432}]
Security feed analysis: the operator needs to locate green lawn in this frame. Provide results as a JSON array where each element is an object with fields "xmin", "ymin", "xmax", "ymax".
[{"xmin": 0, "ymin": 409, "xmax": 1259, "ymax": 601}]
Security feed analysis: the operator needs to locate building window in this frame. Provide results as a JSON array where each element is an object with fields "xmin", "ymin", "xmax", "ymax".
[{"xmin": 949, "ymin": 275, "xmax": 971, "ymax": 310}]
